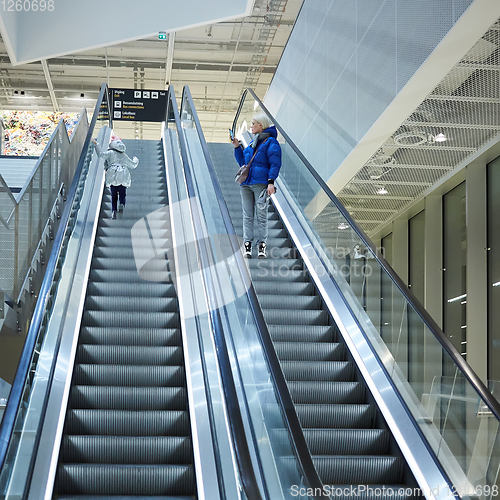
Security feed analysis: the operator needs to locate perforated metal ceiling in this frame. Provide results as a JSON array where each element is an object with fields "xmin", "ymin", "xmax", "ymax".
[{"xmin": 336, "ymin": 19, "xmax": 500, "ymax": 234}]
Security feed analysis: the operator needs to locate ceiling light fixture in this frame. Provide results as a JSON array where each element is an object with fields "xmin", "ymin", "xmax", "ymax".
[
  {"xmin": 376, "ymin": 186, "xmax": 389, "ymax": 195},
  {"xmin": 338, "ymin": 222, "xmax": 349, "ymax": 230},
  {"xmin": 435, "ymin": 133, "xmax": 447, "ymax": 142}
]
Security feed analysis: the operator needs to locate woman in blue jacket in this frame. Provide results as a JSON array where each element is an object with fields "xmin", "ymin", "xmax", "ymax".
[{"xmin": 232, "ymin": 113, "xmax": 282, "ymax": 258}]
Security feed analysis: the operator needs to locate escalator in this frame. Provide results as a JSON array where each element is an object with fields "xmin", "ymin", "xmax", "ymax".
[
  {"xmin": 52, "ymin": 140, "xmax": 197, "ymax": 497},
  {"xmin": 208, "ymin": 143, "xmax": 417, "ymax": 497}
]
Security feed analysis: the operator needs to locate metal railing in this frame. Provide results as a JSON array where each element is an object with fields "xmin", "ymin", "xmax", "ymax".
[
  {"xmin": 0, "ymin": 84, "xmax": 111, "ymax": 488},
  {"xmin": 0, "ymin": 109, "xmax": 89, "ymax": 304}
]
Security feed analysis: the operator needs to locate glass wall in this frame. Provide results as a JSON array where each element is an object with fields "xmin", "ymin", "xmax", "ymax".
[
  {"xmin": 443, "ymin": 182, "xmax": 467, "ymax": 374},
  {"xmin": 487, "ymin": 157, "xmax": 500, "ymax": 381}
]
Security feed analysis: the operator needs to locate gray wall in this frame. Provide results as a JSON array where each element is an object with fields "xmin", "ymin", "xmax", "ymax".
[{"xmin": 264, "ymin": 0, "xmax": 473, "ymax": 182}]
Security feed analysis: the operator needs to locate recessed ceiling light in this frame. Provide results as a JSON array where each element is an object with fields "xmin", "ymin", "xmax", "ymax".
[
  {"xmin": 435, "ymin": 133, "xmax": 447, "ymax": 142},
  {"xmin": 338, "ymin": 222, "xmax": 349, "ymax": 229},
  {"xmin": 376, "ymin": 187, "xmax": 389, "ymax": 195}
]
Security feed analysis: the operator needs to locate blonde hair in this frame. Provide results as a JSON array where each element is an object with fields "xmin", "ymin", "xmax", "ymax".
[{"xmin": 253, "ymin": 113, "xmax": 272, "ymax": 131}]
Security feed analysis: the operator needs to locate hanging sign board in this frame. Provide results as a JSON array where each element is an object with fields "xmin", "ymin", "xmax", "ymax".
[{"xmin": 110, "ymin": 88, "xmax": 167, "ymax": 122}]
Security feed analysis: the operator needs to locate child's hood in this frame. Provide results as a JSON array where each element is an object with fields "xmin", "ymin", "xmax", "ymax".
[{"xmin": 109, "ymin": 139, "xmax": 126, "ymax": 153}]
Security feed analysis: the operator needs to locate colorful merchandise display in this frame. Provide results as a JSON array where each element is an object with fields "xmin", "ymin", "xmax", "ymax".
[{"xmin": 0, "ymin": 111, "xmax": 82, "ymax": 156}]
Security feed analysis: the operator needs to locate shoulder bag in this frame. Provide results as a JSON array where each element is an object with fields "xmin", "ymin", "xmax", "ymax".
[{"xmin": 234, "ymin": 140, "xmax": 266, "ymax": 184}]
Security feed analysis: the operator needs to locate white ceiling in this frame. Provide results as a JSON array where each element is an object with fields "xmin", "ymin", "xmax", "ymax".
[{"xmin": 0, "ymin": 0, "xmax": 303, "ymax": 143}]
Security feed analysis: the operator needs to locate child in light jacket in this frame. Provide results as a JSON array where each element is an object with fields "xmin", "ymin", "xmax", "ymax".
[{"xmin": 92, "ymin": 137, "xmax": 139, "ymax": 219}]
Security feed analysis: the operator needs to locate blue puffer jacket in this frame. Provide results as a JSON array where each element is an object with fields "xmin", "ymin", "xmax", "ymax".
[{"xmin": 234, "ymin": 126, "xmax": 282, "ymax": 185}]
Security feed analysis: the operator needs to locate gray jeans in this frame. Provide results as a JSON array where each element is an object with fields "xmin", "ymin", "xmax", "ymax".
[{"xmin": 240, "ymin": 183, "xmax": 268, "ymax": 244}]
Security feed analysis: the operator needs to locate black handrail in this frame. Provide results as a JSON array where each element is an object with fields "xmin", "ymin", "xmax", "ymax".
[
  {"xmin": 168, "ymin": 86, "xmax": 265, "ymax": 500},
  {"xmin": 183, "ymin": 86, "xmax": 329, "ymax": 498},
  {"xmin": 233, "ymin": 87, "xmax": 500, "ymax": 422},
  {"xmin": 0, "ymin": 83, "xmax": 111, "ymax": 473}
]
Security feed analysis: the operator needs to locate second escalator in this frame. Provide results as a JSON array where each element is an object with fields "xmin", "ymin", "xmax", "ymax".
[{"xmin": 208, "ymin": 142, "xmax": 419, "ymax": 499}]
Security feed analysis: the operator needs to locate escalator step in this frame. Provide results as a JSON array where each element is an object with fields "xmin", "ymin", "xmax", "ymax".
[
  {"xmin": 61, "ymin": 435, "xmax": 192, "ymax": 464},
  {"xmin": 86, "ymin": 282, "xmax": 176, "ymax": 298},
  {"xmin": 268, "ymin": 324, "xmax": 336, "ymax": 343},
  {"xmin": 303, "ymin": 429, "xmax": 390, "ymax": 455},
  {"xmin": 280, "ymin": 361, "xmax": 354, "ymax": 381},
  {"xmin": 295, "ymin": 404, "xmax": 375, "ymax": 429},
  {"xmin": 96, "ymin": 223, "xmax": 167, "ymax": 236},
  {"xmin": 69, "ymin": 386, "xmax": 187, "ymax": 410},
  {"xmin": 73, "ymin": 365, "xmax": 185, "ymax": 387},
  {"xmin": 65, "ymin": 409, "xmax": 190, "ymax": 436},
  {"xmin": 263, "ymin": 309, "xmax": 329, "ymax": 325},
  {"xmin": 80, "ymin": 327, "xmax": 181, "ymax": 346},
  {"xmin": 76, "ymin": 345, "xmax": 183, "ymax": 365},
  {"xmin": 257, "ymin": 294, "xmax": 321, "ymax": 310},
  {"xmin": 275, "ymin": 342, "xmax": 344, "ymax": 361},
  {"xmin": 55, "ymin": 464, "xmax": 195, "ymax": 496},
  {"xmin": 91, "ymin": 257, "xmax": 170, "ymax": 272},
  {"xmin": 84, "ymin": 296, "xmax": 178, "ymax": 313},
  {"xmin": 245, "ymin": 257, "xmax": 302, "ymax": 271},
  {"xmin": 253, "ymin": 281, "xmax": 315, "ymax": 296},
  {"xmin": 288, "ymin": 381, "xmax": 365, "ymax": 404},
  {"xmin": 94, "ymin": 237, "xmax": 170, "ymax": 250},
  {"xmin": 313, "ymin": 456, "xmax": 404, "ymax": 485},
  {"xmin": 82, "ymin": 311, "xmax": 179, "ymax": 329}
]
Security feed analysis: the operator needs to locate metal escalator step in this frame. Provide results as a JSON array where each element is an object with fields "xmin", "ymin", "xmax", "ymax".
[
  {"xmin": 289, "ymin": 381, "xmax": 365, "ymax": 404},
  {"xmin": 268, "ymin": 324, "xmax": 336, "ymax": 343},
  {"xmin": 253, "ymin": 281, "xmax": 314, "ymax": 296},
  {"xmin": 99, "ymin": 218, "xmax": 170, "ymax": 229},
  {"xmin": 246, "ymin": 258, "xmax": 302, "ymax": 271},
  {"xmin": 313, "ymin": 455, "xmax": 404, "ymax": 485},
  {"xmin": 275, "ymin": 341, "xmax": 344, "ymax": 361},
  {"xmin": 97, "ymin": 226, "xmax": 169, "ymax": 239},
  {"xmin": 84, "ymin": 296, "xmax": 178, "ymax": 313},
  {"xmin": 82, "ymin": 311, "xmax": 179, "ymax": 329},
  {"xmin": 73, "ymin": 365, "xmax": 185, "ymax": 387},
  {"xmin": 267, "ymin": 402, "xmax": 375, "ymax": 429},
  {"xmin": 102, "ymin": 202, "xmax": 168, "ymax": 212},
  {"xmin": 69, "ymin": 386, "xmax": 187, "ymax": 411},
  {"xmin": 86, "ymin": 282, "xmax": 176, "ymax": 298},
  {"xmin": 55, "ymin": 464, "xmax": 195, "ymax": 496},
  {"xmin": 80, "ymin": 327, "xmax": 181, "ymax": 346},
  {"xmin": 249, "ymin": 269, "xmax": 307, "ymax": 283},
  {"xmin": 281, "ymin": 361, "xmax": 354, "ymax": 381},
  {"xmin": 257, "ymin": 294, "xmax": 321, "ymax": 310},
  {"xmin": 88, "ymin": 269, "xmax": 172, "ymax": 284},
  {"xmin": 76, "ymin": 345, "xmax": 183, "ymax": 365},
  {"xmin": 61, "ymin": 435, "xmax": 192, "ymax": 464},
  {"xmin": 91, "ymin": 257, "xmax": 170, "ymax": 272},
  {"xmin": 94, "ymin": 236, "xmax": 169, "ymax": 249},
  {"xmin": 303, "ymin": 429, "xmax": 390, "ymax": 455},
  {"xmin": 263, "ymin": 308, "xmax": 329, "ymax": 325},
  {"xmin": 65, "ymin": 409, "xmax": 190, "ymax": 436}
]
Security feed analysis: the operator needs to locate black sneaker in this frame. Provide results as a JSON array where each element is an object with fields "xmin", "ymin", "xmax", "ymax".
[
  {"xmin": 243, "ymin": 241, "xmax": 252, "ymax": 258},
  {"xmin": 258, "ymin": 242, "xmax": 267, "ymax": 259}
]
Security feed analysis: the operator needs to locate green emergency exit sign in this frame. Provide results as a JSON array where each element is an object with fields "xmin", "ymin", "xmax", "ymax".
[{"xmin": 159, "ymin": 31, "xmax": 167, "ymax": 40}]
